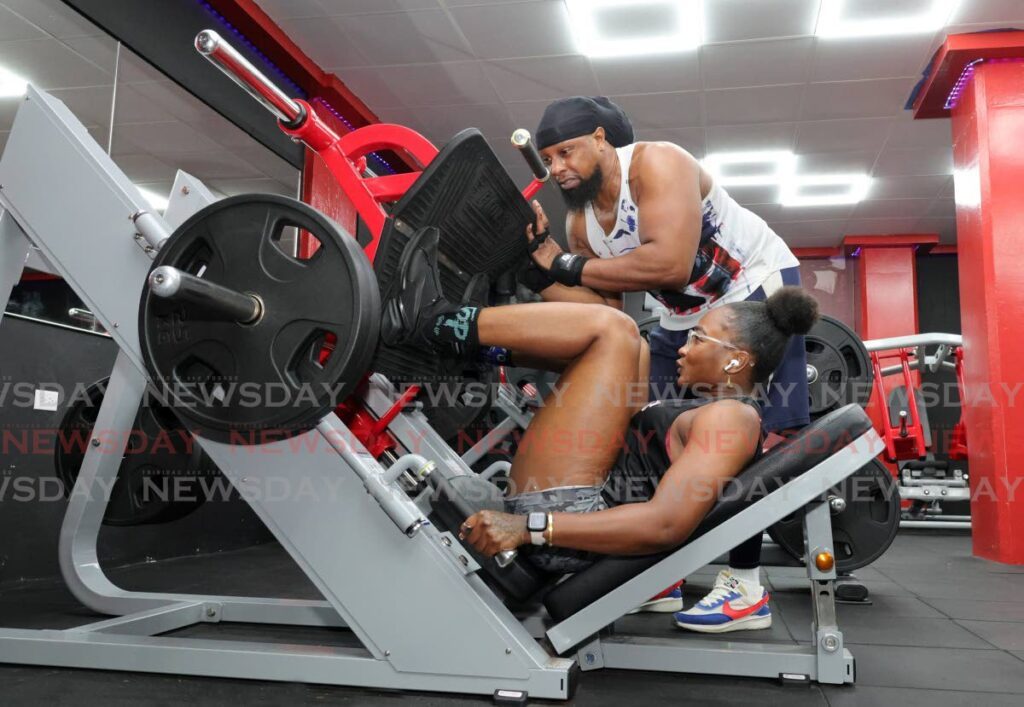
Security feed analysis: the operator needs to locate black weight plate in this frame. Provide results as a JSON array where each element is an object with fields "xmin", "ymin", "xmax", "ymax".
[
  {"xmin": 805, "ymin": 315, "xmax": 873, "ymax": 418},
  {"xmin": 767, "ymin": 458, "xmax": 901, "ymax": 572},
  {"xmin": 140, "ymin": 194, "xmax": 380, "ymax": 443},
  {"xmin": 54, "ymin": 378, "xmax": 212, "ymax": 526}
]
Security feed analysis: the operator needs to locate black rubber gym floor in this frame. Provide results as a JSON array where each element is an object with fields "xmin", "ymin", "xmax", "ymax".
[{"xmin": 1, "ymin": 531, "xmax": 1022, "ymax": 706}]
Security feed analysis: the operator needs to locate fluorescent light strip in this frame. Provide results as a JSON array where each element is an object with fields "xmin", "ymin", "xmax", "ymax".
[
  {"xmin": 816, "ymin": 0, "xmax": 961, "ymax": 39},
  {"xmin": 703, "ymin": 151, "xmax": 797, "ymax": 187},
  {"xmin": 0, "ymin": 66, "xmax": 28, "ymax": 98},
  {"xmin": 780, "ymin": 174, "xmax": 872, "ymax": 207},
  {"xmin": 566, "ymin": 0, "xmax": 703, "ymax": 58}
]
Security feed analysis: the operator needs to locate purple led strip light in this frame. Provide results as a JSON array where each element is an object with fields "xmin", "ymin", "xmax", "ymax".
[
  {"xmin": 945, "ymin": 57, "xmax": 1024, "ymax": 110},
  {"xmin": 199, "ymin": 1, "xmax": 396, "ymax": 175}
]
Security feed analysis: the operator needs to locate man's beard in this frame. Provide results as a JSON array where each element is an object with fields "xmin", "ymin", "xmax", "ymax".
[{"xmin": 559, "ymin": 165, "xmax": 604, "ymax": 213}]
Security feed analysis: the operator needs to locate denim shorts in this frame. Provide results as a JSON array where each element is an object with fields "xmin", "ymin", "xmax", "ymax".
[{"xmin": 506, "ymin": 485, "xmax": 607, "ymax": 574}]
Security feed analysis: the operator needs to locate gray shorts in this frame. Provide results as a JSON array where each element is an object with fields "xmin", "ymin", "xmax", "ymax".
[{"xmin": 505, "ymin": 485, "xmax": 608, "ymax": 574}]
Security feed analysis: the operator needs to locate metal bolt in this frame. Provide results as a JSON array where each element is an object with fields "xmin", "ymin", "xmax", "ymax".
[
  {"xmin": 206, "ymin": 607, "xmax": 216, "ymax": 617},
  {"xmin": 144, "ymin": 246, "xmax": 155, "ymax": 254},
  {"xmin": 820, "ymin": 633, "xmax": 840, "ymax": 653},
  {"xmin": 181, "ymin": 185, "xmax": 191, "ymax": 195},
  {"xmin": 113, "ymin": 322, "xmax": 119, "ymax": 328},
  {"xmin": 90, "ymin": 438, "xmax": 101, "ymax": 448},
  {"xmin": 384, "ymin": 650, "xmax": 391, "ymax": 657},
  {"xmin": 459, "ymin": 555, "xmax": 469, "ymax": 567},
  {"xmin": 505, "ymin": 648, "xmax": 512, "ymax": 655},
  {"xmin": 134, "ymin": 233, "xmax": 143, "ymax": 241},
  {"xmin": 828, "ymin": 496, "xmax": 847, "ymax": 514},
  {"xmin": 584, "ymin": 653, "xmax": 596, "ymax": 665},
  {"xmin": 442, "ymin": 537, "xmax": 452, "ymax": 547}
]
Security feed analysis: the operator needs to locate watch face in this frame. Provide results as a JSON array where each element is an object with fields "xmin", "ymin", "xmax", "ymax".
[{"xmin": 527, "ymin": 512, "xmax": 547, "ymax": 531}]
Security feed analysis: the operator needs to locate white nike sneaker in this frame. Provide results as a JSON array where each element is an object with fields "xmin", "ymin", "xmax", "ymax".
[{"xmin": 674, "ymin": 569, "xmax": 772, "ymax": 633}]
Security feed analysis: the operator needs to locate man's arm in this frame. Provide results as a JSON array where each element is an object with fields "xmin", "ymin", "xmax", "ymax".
[
  {"xmin": 578, "ymin": 145, "xmax": 702, "ymax": 293},
  {"xmin": 534, "ymin": 209, "xmax": 623, "ymax": 308}
]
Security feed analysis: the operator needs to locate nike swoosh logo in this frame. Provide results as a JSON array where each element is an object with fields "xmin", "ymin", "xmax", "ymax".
[{"xmin": 721, "ymin": 592, "xmax": 770, "ymax": 620}]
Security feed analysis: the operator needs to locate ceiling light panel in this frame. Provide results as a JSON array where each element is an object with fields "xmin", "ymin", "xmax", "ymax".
[
  {"xmin": 816, "ymin": 0, "xmax": 961, "ymax": 39},
  {"xmin": 566, "ymin": 0, "xmax": 703, "ymax": 58}
]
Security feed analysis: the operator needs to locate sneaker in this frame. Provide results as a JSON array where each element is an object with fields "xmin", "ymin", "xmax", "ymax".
[
  {"xmin": 628, "ymin": 580, "xmax": 684, "ymax": 614},
  {"xmin": 673, "ymin": 570, "xmax": 771, "ymax": 633},
  {"xmin": 380, "ymin": 225, "xmax": 450, "ymax": 348}
]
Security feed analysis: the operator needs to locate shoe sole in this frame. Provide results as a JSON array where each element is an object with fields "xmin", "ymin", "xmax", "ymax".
[
  {"xmin": 674, "ymin": 614, "xmax": 772, "ymax": 633},
  {"xmin": 627, "ymin": 597, "xmax": 683, "ymax": 614}
]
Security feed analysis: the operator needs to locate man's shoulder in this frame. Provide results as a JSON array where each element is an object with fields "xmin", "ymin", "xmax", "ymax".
[{"xmin": 629, "ymin": 141, "xmax": 697, "ymax": 180}]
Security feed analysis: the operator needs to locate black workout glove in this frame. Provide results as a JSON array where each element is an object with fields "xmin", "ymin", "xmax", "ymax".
[
  {"xmin": 517, "ymin": 259, "xmax": 556, "ymax": 293},
  {"xmin": 548, "ymin": 253, "xmax": 588, "ymax": 287}
]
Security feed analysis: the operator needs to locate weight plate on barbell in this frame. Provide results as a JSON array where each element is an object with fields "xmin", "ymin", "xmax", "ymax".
[
  {"xmin": 805, "ymin": 315, "xmax": 873, "ymax": 419},
  {"xmin": 139, "ymin": 194, "xmax": 381, "ymax": 443},
  {"xmin": 54, "ymin": 378, "xmax": 213, "ymax": 526},
  {"xmin": 767, "ymin": 458, "xmax": 901, "ymax": 572}
]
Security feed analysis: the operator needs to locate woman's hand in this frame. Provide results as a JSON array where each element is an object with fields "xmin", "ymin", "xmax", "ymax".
[
  {"xmin": 526, "ymin": 200, "xmax": 564, "ymax": 271},
  {"xmin": 459, "ymin": 510, "xmax": 531, "ymax": 557}
]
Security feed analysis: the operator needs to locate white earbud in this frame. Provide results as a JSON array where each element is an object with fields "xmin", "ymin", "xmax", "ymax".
[{"xmin": 726, "ymin": 359, "xmax": 740, "ymax": 371}]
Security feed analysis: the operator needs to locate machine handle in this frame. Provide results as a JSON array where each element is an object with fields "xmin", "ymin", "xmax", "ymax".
[
  {"xmin": 495, "ymin": 549, "xmax": 517, "ymax": 568},
  {"xmin": 195, "ymin": 29, "xmax": 305, "ymax": 126},
  {"xmin": 511, "ymin": 129, "xmax": 550, "ymax": 182}
]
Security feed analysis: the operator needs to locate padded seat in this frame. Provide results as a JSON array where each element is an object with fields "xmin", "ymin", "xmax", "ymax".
[{"xmin": 543, "ymin": 404, "xmax": 873, "ymax": 623}]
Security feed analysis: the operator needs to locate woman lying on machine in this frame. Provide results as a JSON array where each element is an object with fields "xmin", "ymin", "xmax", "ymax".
[{"xmin": 381, "ymin": 226, "xmax": 819, "ymax": 632}]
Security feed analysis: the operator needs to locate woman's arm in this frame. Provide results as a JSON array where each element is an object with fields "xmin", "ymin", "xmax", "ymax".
[{"xmin": 461, "ymin": 401, "xmax": 761, "ymax": 557}]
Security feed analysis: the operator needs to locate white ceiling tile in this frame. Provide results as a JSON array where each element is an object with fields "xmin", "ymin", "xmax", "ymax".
[
  {"xmin": 594, "ymin": 54, "xmax": 702, "ymax": 95},
  {"xmin": 317, "ymin": 0, "xmax": 441, "ymax": 14},
  {"xmin": 0, "ymin": 38, "xmax": 111, "ymax": 90},
  {"xmin": 124, "ymin": 80, "xmax": 216, "ymax": 125},
  {"xmin": 924, "ymin": 198, "xmax": 956, "ymax": 220},
  {"xmin": 206, "ymin": 177, "xmax": 297, "ymax": 197},
  {"xmin": 278, "ymin": 16, "xmax": 372, "ymax": 68},
  {"xmin": 0, "ymin": 97, "xmax": 24, "ymax": 128},
  {"xmin": 851, "ymin": 198, "xmax": 933, "ymax": 220},
  {"xmin": 114, "ymin": 122, "xmax": 224, "ymax": 157},
  {"xmin": 504, "ymin": 99, "xmax": 550, "ymax": 131},
  {"xmin": 844, "ymin": 216, "xmax": 923, "ymax": 235},
  {"xmin": 801, "ymin": 78, "xmax": 917, "ymax": 120},
  {"xmin": 812, "ymin": 34, "xmax": 935, "ymax": 82},
  {"xmin": 483, "ymin": 56, "xmax": 598, "ymax": 102},
  {"xmin": 951, "ymin": 0, "xmax": 1024, "ymax": 24},
  {"xmin": 704, "ymin": 0, "xmax": 820, "ymax": 42},
  {"xmin": 58, "ymin": 37, "xmax": 167, "ymax": 85},
  {"xmin": 171, "ymin": 151, "xmax": 265, "ymax": 180},
  {"xmin": 869, "ymin": 175, "xmax": 950, "ymax": 199},
  {"xmin": 796, "ymin": 149, "xmax": 880, "ymax": 174},
  {"xmin": 701, "ymin": 39, "xmax": 814, "ymax": 89},
  {"xmin": 940, "ymin": 176, "xmax": 956, "ymax": 198},
  {"xmin": 0, "ymin": 5, "xmax": 45, "ymax": 41},
  {"xmin": 873, "ymin": 146, "xmax": 953, "ymax": 177},
  {"xmin": 1, "ymin": 0, "xmax": 104, "ymax": 39},
  {"xmin": 705, "ymin": 84, "xmax": 804, "ymax": 125},
  {"xmin": 769, "ymin": 220, "xmax": 849, "ymax": 242},
  {"xmin": 633, "ymin": 127, "xmax": 706, "ymax": 158},
  {"xmin": 254, "ymin": 0, "xmax": 334, "ymax": 19},
  {"xmin": 339, "ymin": 61, "xmax": 499, "ymax": 107},
  {"xmin": 113, "ymin": 153, "xmax": 177, "ymax": 183},
  {"xmin": 743, "ymin": 202, "xmax": 782, "ymax": 221},
  {"xmin": 613, "ymin": 91, "xmax": 704, "ymax": 129},
  {"xmin": 795, "ymin": 117, "xmax": 893, "ymax": 153},
  {"xmin": 777, "ymin": 204, "xmax": 855, "ymax": 222},
  {"xmin": 233, "ymin": 146, "xmax": 300, "ymax": 184},
  {"xmin": 914, "ymin": 217, "xmax": 958, "ymax": 243},
  {"xmin": 335, "ymin": 10, "xmax": 474, "ymax": 65},
  {"xmin": 886, "ymin": 112, "xmax": 953, "ymax": 150},
  {"xmin": 724, "ymin": 184, "xmax": 781, "ymax": 205},
  {"xmin": 450, "ymin": 1, "xmax": 575, "ymax": 59},
  {"xmin": 705, "ymin": 122, "xmax": 796, "ymax": 152},
  {"xmin": 188, "ymin": 111, "xmax": 267, "ymax": 151},
  {"xmin": 385, "ymin": 102, "xmax": 515, "ymax": 142},
  {"xmin": 47, "ymin": 85, "xmax": 115, "ymax": 128}
]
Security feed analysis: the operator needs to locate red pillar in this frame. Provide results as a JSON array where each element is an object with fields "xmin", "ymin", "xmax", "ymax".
[
  {"xmin": 844, "ymin": 236, "xmax": 934, "ymax": 468},
  {"xmin": 912, "ymin": 32, "xmax": 1024, "ymax": 564}
]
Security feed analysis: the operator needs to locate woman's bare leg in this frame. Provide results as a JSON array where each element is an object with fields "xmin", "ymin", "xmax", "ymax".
[{"xmin": 476, "ymin": 303, "xmax": 645, "ymax": 494}]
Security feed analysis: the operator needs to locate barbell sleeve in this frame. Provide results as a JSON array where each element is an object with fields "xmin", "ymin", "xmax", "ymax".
[
  {"xmin": 511, "ymin": 129, "xmax": 550, "ymax": 182},
  {"xmin": 195, "ymin": 29, "xmax": 305, "ymax": 126},
  {"xmin": 149, "ymin": 266, "xmax": 262, "ymax": 324}
]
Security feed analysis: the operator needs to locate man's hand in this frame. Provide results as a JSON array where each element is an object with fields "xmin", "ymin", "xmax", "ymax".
[
  {"xmin": 459, "ymin": 510, "xmax": 531, "ymax": 557},
  {"xmin": 526, "ymin": 200, "xmax": 564, "ymax": 271}
]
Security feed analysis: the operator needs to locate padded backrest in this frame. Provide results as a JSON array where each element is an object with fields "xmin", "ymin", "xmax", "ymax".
[
  {"xmin": 887, "ymin": 385, "xmax": 933, "ymax": 448},
  {"xmin": 543, "ymin": 404, "xmax": 873, "ymax": 623}
]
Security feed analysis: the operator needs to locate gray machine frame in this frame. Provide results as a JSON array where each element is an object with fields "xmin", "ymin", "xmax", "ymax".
[{"xmin": 0, "ymin": 86, "xmax": 884, "ymax": 700}]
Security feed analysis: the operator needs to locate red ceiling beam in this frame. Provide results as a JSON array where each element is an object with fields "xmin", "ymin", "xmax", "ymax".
[{"xmin": 842, "ymin": 233, "xmax": 939, "ymax": 255}]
